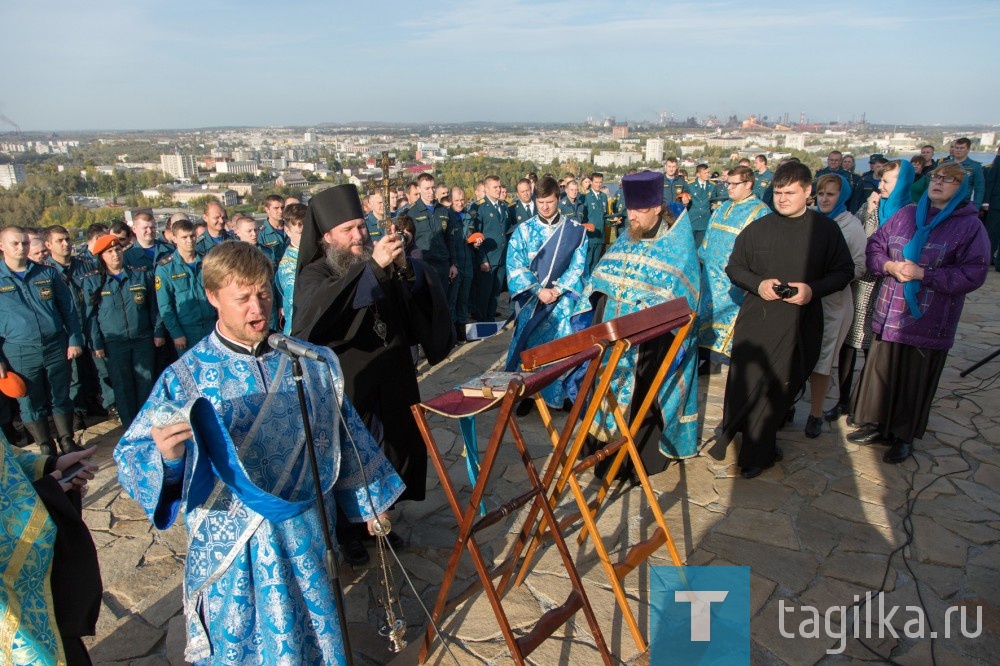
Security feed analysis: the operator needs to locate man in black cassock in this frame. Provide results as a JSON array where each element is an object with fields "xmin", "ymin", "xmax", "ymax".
[
  {"xmin": 720, "ymin": 162, "xmax": 855, "ymax": 479},
  {"xmin": 292, "ymin": 184, "xmax": 454, "ymax": 564}
]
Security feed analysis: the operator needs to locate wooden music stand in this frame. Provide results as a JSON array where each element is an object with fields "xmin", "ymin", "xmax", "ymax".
[
  {"xmin": 507, "ymin": 298, "xmax": 695, "ymax": 654},
  {"xmin": 411, "ymin": 345, "xmax": 615, "ymax": 666}
]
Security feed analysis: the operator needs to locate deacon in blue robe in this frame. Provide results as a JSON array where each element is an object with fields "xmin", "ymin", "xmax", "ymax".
[
  {"xmin": 504, "ymin": 176, "xmax": 588, "ymax": 406},
  {"xmin": 573, "ymin": 171, "xmax": 701, "ymax": 474},
  {"xmin": 696, "ymin": 168, "xmax": 770, "ymax": 360},
  {"xmin": 115, "ymin": 241, "xmax": 404, "ymax": 666}
]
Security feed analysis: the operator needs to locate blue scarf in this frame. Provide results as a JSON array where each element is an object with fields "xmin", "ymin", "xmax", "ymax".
[
  {"xmin": 828, "ymin": 175, "xmax": 852, "ymax": 219},
  {"xmin": 901, "ymin": 176, "xmax": 970, "ymax": 318},
  {"xmin": 878, "ymin": 160, "xmax": 915, "ymax": 225}
]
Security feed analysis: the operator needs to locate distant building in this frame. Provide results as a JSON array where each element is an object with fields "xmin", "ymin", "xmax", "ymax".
[
  {"xmin": 981, "ymin": 132, "xmax": 996, "ymax": 148},
  {"xmin": 593, "ymin": 151, "xmax": 643, "ymax": 168},
  {"xmin": 0, "ymin": 163, "xmax": 26, "ymax": 188},
  {"xmin": 275, "ymin": 172, "xmax": 308, "ymax": 188},
  {"xmin": 217, "ymin": 160, "xmax": 260, "ymax": 176},
  {"xmin": 645, "ymin": 138, "xmax": 665, "ymax": 162},
  {"xmin": 783, "ymin": 134, "xmax": 807, "ymax": 151},
  {"xmin": 303, "ymin": 131, "xmax": 317, "ymax": 143},
  {"xmin": 612, "ymin": 124, "xmax": 629, "ymax": 140},
  {"xmin": 160, "ymin": 153, "xmax": 197, "ymax": 181},
  {"xmin": 706, "ymin": 135, "xmax": 749, "ymax": 149}
]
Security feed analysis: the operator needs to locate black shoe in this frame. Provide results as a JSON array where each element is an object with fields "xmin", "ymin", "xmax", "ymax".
[
  {"xmin": 88, "ymin": 405, "xmax": 109, "ymax": 418},
  {"xmin": 845, "ymin": 413, "xmax": 862, "ymax": 428},
  {"xmin": 883, "ymin": 439, "xmax": 913, "ymax": 464},
  {"xmin": 785, "ymin": 407, "xmax": 795, "ymax": 424},
  {"xmin": 742, "ymin": 447, "xmax": 782, "ymax": 479},
  {"xmin": 107, "ymin": 405, "xmax": 120, "ymax": 422},
  {"xmin": 74, "ymin": 413, "xmax": 87, "ymax": 432},
  {"xmin": 823, "ymin": 403, "xmax": 848, "ymax": 422},
  {"xmin": 455, "ymin": 322, "xmax": 467, "ymax": 344},
  {"xmin": 804, "ymin": 415, "xmax": 823, "ymax": 439},
  {"xmin": 516, "ymin": 400, "xmax": 534, "ymax": 417},
  {"xmin": 847, "ymin": 424, "xmax": 892, "ymax": 445},
  {"xmin": 57, "ymin": 436, "xmax": 86, "ymax": 455},
  {"xmin": 341, "ymin": 539, "xmax": 369, "ymax": 566}
]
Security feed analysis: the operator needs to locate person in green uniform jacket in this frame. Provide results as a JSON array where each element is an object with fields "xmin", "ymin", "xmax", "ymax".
[
  {"xmin": 663, "ymin": 157, "xmax": 691, "ymax": 204},
  {"xmin": 407, "ymin": 173, "xmax": 456, "ymax": 289},
  {"xmin": 471, "ymin": 175, "xmax": 509, "ymax": 320},
  {"xmin": 154, "ymin": 219, "xmax": 217, "ymax": 352},
  {"xmin": 940, "ymin": 137, "xmax": 987, "ymax": 208},
  {"xmin": 44, "ymin": 226, "xmax": 105, "ymax": 428},
  {"xmin": 687, "ymin": 164, "xmax": 714, "ymax": 246},
  {"xmin": 82, "ymin": 235, "xmax": 164, "ymax": 429},
  {"xmin": 447, "ymin": 187, "xmax": 476, "ymax": 342},
  {"xmin": 195, "ymin": 201, "xmax": 234, "ymax": 255},
  {"xmin": 122, "ymin": 212, "xmax": 173, "ymax": 270},
  {"xmin": 582, "ymin": 171, "xmax": 609, "ymax": 274},
  {"xmin": 559, "ymin": 178, "xmax": 588, "ymax": 225},
  {"xmin": 258, "ymin": 194, "xmax": 289, "ymax": 265},
  {"xmin": 0, "ymin": 226, "xmax": 85, "ymax": 456},
  {"xmin": 753, "ymin": 155, "xmax": 774, "ymax": 208},
  {"xmin": 364, "ymin": 191, "xmax": 387, "ymax": 242},
  {"xmin": 509, "ymin": 178, "xmax": 536, "ymax": 230}
]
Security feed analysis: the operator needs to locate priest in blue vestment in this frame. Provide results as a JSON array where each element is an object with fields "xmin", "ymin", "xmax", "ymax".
[
  {"xmin": 573, "ymin": 171, "xmax": 701, "ymax": 478},
  {"xmin": 115, "ymin": 241, "xmax": 405, "ymax": 665},
  {"xmin": 504, "ymin": 176, "xmax": 588, "ymax": 408}
]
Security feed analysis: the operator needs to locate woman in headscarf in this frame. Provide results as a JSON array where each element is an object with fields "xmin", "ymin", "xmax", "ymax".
[
  {"xmin": 831, "ymin": 159, "xmax": 915, "ymax": 425},
  {"xmin": 849, "ymin": 162, "xmax": 990, "ymax": 463},
  {"xmin": 804, "ymin": 175, "xmax": 866, "ymax": 438}
]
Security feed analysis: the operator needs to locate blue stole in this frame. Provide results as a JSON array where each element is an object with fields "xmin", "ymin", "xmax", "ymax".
[{"xmin": 504, "ymin": 218, "xmax": 586, "ymax": 371}]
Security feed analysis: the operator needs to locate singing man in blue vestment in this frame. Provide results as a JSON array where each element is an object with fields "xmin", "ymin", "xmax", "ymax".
[
  {"xmin": 114, "ymin": 241, "xmax": 404, "ymax": 665},
  {"xmin": 504, "ymin": 176, "xmax": 588, "ymax": 408},
  {"xmin": 573, "ymin": 171, "xmax": 701, "ymax": 478}
]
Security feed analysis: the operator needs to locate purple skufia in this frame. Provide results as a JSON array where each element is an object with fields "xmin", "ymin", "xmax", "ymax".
[{"xmin": 622, "ymin": 171, "xmax": 665, "ymax": 209}]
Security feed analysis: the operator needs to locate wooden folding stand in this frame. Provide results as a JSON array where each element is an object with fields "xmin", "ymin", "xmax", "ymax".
[
  {"xmin": 507, "ymin": 298, "xmax": 695, "ymax": 654},
  {"xmin": 411, "ymin": 345, "xmax": 615, "ymax": 666}
]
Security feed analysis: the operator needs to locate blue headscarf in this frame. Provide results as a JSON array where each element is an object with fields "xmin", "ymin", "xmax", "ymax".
[
  {"xmin": 878, "ymin": 159, "xmax": 915, "ymax": 225},
  {"xmin": 900, "ymin": 174, "xmax": 970, "ymax": 318},
  {"xmin": 825, "ymin": 174, "xmax": 852, "ymax": 219}
]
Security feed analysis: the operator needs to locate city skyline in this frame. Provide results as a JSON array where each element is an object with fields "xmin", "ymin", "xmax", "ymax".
[{"xmin": 3, "ymin": 0, "xmax": 999, "ymax": 132}]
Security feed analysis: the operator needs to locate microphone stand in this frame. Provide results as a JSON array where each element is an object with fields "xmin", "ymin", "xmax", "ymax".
[
  {"xmin": 960, "ymin": 348, "xmax": 1000, "ymax": 377},
  {"xmin": 291, "ymin": 356, "xmax": 354, "ymax": 666}
]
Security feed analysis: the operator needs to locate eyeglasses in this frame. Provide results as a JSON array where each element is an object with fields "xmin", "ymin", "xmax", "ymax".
[
  {"xmin": 725, "ymin": 180, "xmax": 749, "ymax": 187},
  {"xmin": 929, "ymin": 175, "xmax": 959, "ymax": 184}
]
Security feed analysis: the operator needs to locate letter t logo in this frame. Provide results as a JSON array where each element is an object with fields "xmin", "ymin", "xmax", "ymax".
[{"xmin": 675, "ymin": 591, "xmax": 729, "ymax": 641}]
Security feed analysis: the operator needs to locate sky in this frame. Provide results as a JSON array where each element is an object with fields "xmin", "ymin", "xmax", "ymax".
[{"xmin": 2, "ymin": 0, "xmax": 999, "ymax": 132}]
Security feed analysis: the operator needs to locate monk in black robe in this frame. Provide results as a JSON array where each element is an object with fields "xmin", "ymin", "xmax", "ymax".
[
  {"xmin": 721, "ymin": 162, "xmax": 854, "ymax": 478},
  {"xmin": 292, "ymin": 184, "xmax": 453, "ymax": 562}
]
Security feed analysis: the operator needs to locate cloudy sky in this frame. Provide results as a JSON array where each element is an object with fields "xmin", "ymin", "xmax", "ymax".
[{"xmin": 3, "ymin": 0, "xmax": 998, "ymax": 131}]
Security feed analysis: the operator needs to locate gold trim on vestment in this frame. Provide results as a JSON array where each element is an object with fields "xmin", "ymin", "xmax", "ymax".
[{"xmin": 1, "ymin": 498, "xmax": 64, "ymax": 665}]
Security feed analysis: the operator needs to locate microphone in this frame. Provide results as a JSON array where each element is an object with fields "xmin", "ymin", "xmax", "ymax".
[{"xmin": 267, "ymin": 333, "xmax": 327, "ymax": 363}]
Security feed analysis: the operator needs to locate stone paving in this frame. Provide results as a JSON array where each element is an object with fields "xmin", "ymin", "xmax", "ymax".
[{"xmin": 66, "ymin": 272, "xmax": 1000, "ymax": 665}]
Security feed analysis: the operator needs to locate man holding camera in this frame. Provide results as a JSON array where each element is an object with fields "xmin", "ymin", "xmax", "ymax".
[
  {"xmin": 719, "ymin": 162, "xmax": 854, "ymax": 479},
  {"xmin": 293, "ymin": 184, "xmax": 453, "ymax": 564}
]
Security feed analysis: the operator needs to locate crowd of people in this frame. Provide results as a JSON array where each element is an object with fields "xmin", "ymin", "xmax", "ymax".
[{"xmin": 0, "ymin": 137, "xmax": 995, "ymax": 663}]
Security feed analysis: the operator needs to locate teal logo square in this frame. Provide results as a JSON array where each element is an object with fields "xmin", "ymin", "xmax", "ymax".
[{"xmin": 650, "ymin": 566, "xmax": 750, "ymax": 665}]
